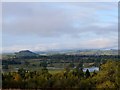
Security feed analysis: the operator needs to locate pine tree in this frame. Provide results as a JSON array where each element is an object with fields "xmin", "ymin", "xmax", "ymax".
[{"xmin": 85, "ymin": 69, "xmax": 90, "ymax": 78}]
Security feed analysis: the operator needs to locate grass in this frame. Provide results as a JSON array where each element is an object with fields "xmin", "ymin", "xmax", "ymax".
[{"xmin": 48, "ymin": 69, "xmax": 64, "ymax": 74}]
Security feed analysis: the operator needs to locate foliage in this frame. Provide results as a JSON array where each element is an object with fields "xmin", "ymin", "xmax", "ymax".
[
  {"xmin": 2, "ymin": 60, "xmax": 120, "ymax": 89},
  {"xmin": 40, "ymin": 61, "xmax": 47, "ymax": 68}
]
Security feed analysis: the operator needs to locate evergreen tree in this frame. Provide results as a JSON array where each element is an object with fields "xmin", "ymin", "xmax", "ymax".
[
  {"xmin": 18, "ymin": 68, "xmax": 26, "ymax": 79},
  {"xmin": 40, "ymin": 61, "xmax": 47, "ymax": 68},
  {"xmin": 92, "ymin": 70, "xmax": 97, "ymax": 77},
  {"xmin": 85, "ymin": 69, "xmax": 90, "ymax": 78}
]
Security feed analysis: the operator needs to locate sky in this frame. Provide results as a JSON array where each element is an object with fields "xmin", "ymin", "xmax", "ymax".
[{"xmin": 2, "ymin": 2, "xmax": 118, "ymax": 52}]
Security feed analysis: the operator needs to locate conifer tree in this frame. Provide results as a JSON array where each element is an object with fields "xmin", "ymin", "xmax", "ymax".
[{"xmin": 85, "ymin": 69, "xmax": 90, "ymax": 78}]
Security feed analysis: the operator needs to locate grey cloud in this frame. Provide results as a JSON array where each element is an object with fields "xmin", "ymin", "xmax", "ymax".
[
  {"xmin": 2, "ymin": 2, "xmax": 118, "ymax": 52},
  {"xmin": 3, "ymin": 2, "xmax": 117, "ymax": 37}
]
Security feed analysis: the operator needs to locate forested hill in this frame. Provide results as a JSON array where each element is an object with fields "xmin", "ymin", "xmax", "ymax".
[{"xmin": 15, "ymin": 50, "xmax": 39, "ymax": 58}]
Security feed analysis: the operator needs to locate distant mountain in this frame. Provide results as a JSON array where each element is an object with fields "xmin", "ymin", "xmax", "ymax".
[
  {"xmin": 36, "ymin": 49, "xmax": 118, "ymax": 55},
  {"xmin": 71, "ymin": 49, "xmax": 118, "ymax": 55},
  {"xmin": 15, "ymin": 50, "xmax": 39, "ymax": 58}
]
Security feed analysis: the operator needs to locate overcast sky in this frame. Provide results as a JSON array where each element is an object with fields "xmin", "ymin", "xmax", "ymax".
[{"xmin": 2, "ymin": 2, "xmax": 118, "ymax": 52}]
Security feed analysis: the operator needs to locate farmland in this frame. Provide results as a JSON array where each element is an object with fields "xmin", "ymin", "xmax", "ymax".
[{"xmin": 1, "ymin": 50, "xmax": 120, "ymax": 89}]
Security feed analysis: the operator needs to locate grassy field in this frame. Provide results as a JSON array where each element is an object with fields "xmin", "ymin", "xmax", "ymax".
[{"xmin": 48, "ymin": 69, "xmax": 64, "ymax": 74}]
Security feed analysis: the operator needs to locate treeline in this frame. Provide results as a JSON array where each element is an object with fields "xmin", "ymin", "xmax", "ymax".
[
  {"xmin": 2, "ymin": 55, "xmax": 119, "ymax": 70},
  {"xmin": 2, "ymin": 61, "xmax": 120, "ymax": 89},
  {"xmin": 2, "ymin": 55, "xmax": 119, "ymax": 65},
  {"xmin": 3, "ymin": 54, "xmax": 119, "ymax": 60}
]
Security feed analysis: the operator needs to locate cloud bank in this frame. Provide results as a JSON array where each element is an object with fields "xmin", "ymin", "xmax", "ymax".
[{"xmin": 2, "ymin": 2, "xmax": 118, "ymax": 52}]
